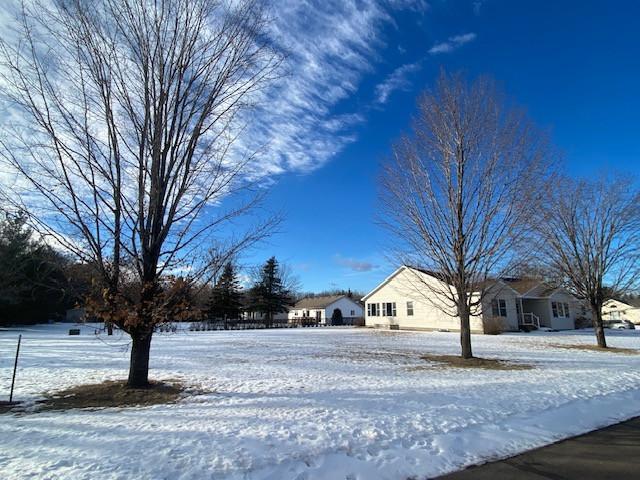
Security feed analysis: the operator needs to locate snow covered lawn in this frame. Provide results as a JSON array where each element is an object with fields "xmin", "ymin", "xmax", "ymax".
[{"xmin": 1, "ymin": 324, "xmax": 640, "ymax": 480}]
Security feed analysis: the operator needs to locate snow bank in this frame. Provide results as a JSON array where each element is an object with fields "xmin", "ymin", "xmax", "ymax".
[{"xmin": 1, "ymin": 324, "xmax": 639, "ymax": 479}]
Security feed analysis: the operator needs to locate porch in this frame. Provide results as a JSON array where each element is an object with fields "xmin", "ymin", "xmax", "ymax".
[{"xmin": 517, "ymin": 298, "xmax": 551, "ymax": 329}]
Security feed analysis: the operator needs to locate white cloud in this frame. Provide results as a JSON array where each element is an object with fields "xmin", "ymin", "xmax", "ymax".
[
  {"xmin": 0, "ymin": 0, "xmax": 431, "ymax": 183},
  {"xmin": 429, "ymin": 32, "xmax": 477, "ymax": 54},
  {"xmin": 375, "ymin": 61, "xmax": 423, "ymax": 104},
  {"xmin": 238, "ymin": 2, "xmax": 381, "ymax": 174},
  {"xmin": 373, "ymin": 31, "xmax": 477, "ymax": 105},
  {"xmin": 237, "ymin": 0, "xmax": 433, "ymax": 175}
]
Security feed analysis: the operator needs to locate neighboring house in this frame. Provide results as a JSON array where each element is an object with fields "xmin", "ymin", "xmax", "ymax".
[
  {"xmin": 362, "ymin": 266, "xmax": 583, "ymax": 333},
  {"xmin": 602, "ymin": 299, "xmax": 640, "ymax": 325},
  {"xmin": 289, "ymin": 295, "xmax": 363, "ymax": 325}
]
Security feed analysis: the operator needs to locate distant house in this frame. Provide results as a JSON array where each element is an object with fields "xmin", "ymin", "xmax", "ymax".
[
  {"xmin": 362, "ymin": 266, "xmax": 585, "ymax": 333},
  {"xmin": 289, "ymin": 295, "xmax": 363, "ymax": 325},
  {"xmin": 602, "ymin": 299, "xmax": 640, "ymax": 325}
]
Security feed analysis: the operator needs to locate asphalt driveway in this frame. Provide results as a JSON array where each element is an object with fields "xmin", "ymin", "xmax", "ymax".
[{"xmin": 437, "ymin": 416, "xmax": 640, "ymax": 479}]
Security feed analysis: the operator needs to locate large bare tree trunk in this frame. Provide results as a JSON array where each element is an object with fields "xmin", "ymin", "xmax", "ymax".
[
  {"xmin": 591, "ymin": 304, "xmax": 607, "ymax": 349},
  {"xmin": 128, "ymin": 333, "xmax": 152, "ymax": 387},
  {"xmin": 458, "ymin": 297, "xmax": 473, "ymax": 359}
]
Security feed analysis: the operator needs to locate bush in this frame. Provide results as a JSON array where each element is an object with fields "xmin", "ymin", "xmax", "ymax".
[
  {"xmin": 575, "ymin": 316, "xmax": 591, "ymax": 329},
  {"xmin": 483, "ymin": 316, "xmax": 507, "ymax": 335}
]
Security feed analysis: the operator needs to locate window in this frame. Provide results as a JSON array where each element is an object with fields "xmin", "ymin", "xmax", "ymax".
[
  {"xmin": 491, "ymin": 299, "xmax": 507, "ymax": 317},
  {"xmin": 350, "ymin": 310, "xmax": 355, "ymax": 316},
  {"xmin": 407, "ymin": 301, "xmax": 414, "ymax": 316},
  {"xmin": 552, "ymin": 302, "xmax": 570, "ymax": 318},
  {"xmin": 382, "ymin": 302, "xmax": 396, "ymax": 316},
  {"xmin": 367, "ymin": 303, "xmax": 379, "ymax": 317}
]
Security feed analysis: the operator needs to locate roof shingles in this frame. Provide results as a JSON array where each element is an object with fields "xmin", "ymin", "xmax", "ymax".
[{"xmin": 294, "ymin": 295, "xmax": 348, "ymax": 309}]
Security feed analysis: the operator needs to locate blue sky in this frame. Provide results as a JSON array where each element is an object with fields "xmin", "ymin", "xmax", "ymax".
[
  {"xmin": 240, "ymin": 0, "xmax": 640, "ymax": 293},
  {"xmin": 1, "ymin": 1, "xmax": 637, "ymax": 293}
]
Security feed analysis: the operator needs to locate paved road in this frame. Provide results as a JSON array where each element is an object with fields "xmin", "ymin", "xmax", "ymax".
[{"xmin": 437, "ymin": 416, "xmax": 640, "ymax": 480}]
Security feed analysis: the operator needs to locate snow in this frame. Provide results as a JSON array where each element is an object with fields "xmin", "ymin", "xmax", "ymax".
[{"xmin": 1, "ymin": 324, "xmax": 640, "ymax": 480}]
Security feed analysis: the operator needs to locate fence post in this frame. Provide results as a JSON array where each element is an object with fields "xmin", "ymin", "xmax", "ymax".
[{"xmin": 9, "ymin": 334, "xmax": 22, "ymax": 403}]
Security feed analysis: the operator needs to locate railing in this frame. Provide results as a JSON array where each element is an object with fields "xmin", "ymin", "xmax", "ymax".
[{"xmin": 521, "ymin": 312, "xmax": 540, "ymax": 329}]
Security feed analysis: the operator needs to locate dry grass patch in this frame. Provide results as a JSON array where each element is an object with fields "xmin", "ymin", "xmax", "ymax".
[
  {"xmin": 0, "ymin": 401, "xmax": 23, "ymax": 414},
  {"xmin": 37, "ymin": 380, "xmax": 188, "ymax": 411},
  {"xmin": 551, "ymin": 344, "xmax": 639, "ymax": 355},
  {"xmin": 322, "ymin": 348, "xmax": 423, "ymax": 365},
  {"xmin": 419, "ymin": 354, "xmax": 533, "ymax": 370}
]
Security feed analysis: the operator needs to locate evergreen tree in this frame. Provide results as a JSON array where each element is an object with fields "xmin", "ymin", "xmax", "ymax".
[
  {"xmin": 207, "ymin": 262, "xmax": 242, "ymax": 326},
  {"xmin": 248, "ymin": 257, "xmax": 293, "ymax": 326},
  {"xmin": 0, "ymin": 212, "xmax": 73, "ymax": 325}
]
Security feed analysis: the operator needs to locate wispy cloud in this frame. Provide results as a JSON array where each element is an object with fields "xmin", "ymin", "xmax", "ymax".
[
  {"xmin": 335, "ymin": 254, "xmax": 378, "ymax": 272},
  {"xmin": 373, "ymin": 31, "xmax": 476, "ymax": 104},
  {"xmin": 238, "ymin": 1, "xmax": 430, "ymax": 176},
  {"xmin": 375, "ymin": 61, "xmax": 423, "ymax": 104},
  {"xmin": 429, "ymin": 32, "xmax": 477, "ymax": 54},
  {"xmin": 0, "ymin": 1, "xmax": 432, "ymax": 182}
]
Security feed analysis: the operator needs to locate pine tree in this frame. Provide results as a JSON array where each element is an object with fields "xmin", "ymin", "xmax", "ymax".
[
  {"xmin": 207, "ymin": 262, "xmax": 242, "ymax": 327},
  {"xmin": 248, "ymin": 257, "xmax": 293, "ymax": 327},
  {"xmin": 0, "ymin": 212, "xmax": 72, "ymax": 325}
]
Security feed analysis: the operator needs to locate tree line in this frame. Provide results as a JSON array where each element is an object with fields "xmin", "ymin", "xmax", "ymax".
[
  {"xmin": 0, "ymin": 212, "xmax": 85, "ymax": 325},
  {"xmin": 0, "ymin": 216, "xmax": 298, "ymax": 330}
]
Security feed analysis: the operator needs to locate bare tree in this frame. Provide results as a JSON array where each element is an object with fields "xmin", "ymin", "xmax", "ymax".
[
  {"xmin": 0, "ymin": 0, "xmax": 282, "ymax": 386},
  {"xmin": 532, "ymin": 176, "xmax": 640, "ymax": 348},
  {"xmin": 380, "ymin": 71, "xmax": 552, "ymax": 358}
]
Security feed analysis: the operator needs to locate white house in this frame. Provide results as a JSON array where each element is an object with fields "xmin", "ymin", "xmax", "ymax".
[
  {"xmin": 362, "ymin": 266, "xmax": 585, "ymax": 333},
  {"xmin": 288, "ymin": 295, "xmax": 363, "ymax": 325},
  {"xmin": 602, "ymin": 299, "xmax": 640, "ymax": 325}
]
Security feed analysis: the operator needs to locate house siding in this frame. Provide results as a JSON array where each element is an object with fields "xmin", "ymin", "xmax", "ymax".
[
  {"xmin": 363, "ymin": 268, "xmax": 486, "ymax": 333},
  {"xmin": 289, "ymin": 297, "xmax": 363, "ymax": 324},
  {"xmin": 481, "ymin": 284, "xmax": 520, "ymax": 331},
  {"xmin": 548, "ymin": 291, "xmax": 578, "ymax": 330},
  {"xmin": 324, "ymin": 297, "xmax": 363, "ymax": 323},
  {"xmin": 363, "ymin": 267, "xmax": 584, "ymax": 333},
  {"xmin": 602, "ymin": 300, "xmax": 640, "ymax": 325}
]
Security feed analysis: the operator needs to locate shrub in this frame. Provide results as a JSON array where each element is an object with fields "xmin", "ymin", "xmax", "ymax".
[
  {"xmin": 483, "ymin": 316, "xmax": 508, "ymax": 335},
  {"xmin": 575, "ymin": 316, "xmax": 591, "ymax": 329}
]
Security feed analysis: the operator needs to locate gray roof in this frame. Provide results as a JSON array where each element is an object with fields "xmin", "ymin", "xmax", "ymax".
[{"xmin": 294, "ymin": 295, "xmax": 350, "ymax": 309}]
